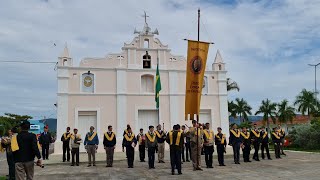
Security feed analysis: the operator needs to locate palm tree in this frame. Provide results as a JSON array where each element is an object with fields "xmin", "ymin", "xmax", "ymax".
[
  {"xmin": 255, "ymin": 99, "xmax": 277, "ymax": 134},
  {"xmin": 278, "ymin": 99, "xmax": 296, "ymax": 125},
  {"xmin": 294, "ymin": 89, "xmax": 317, "ymax": 116},
  {"xmin": 234, "ymin": 98, "xmax": 252, "ymax": 123},
  {"xmin": 227, "ymin": 78, "xmax": 240, "ymax": 92},
  {"xmin": 228, "ymin": 100, "xmax": 237, "ymax": 118}
]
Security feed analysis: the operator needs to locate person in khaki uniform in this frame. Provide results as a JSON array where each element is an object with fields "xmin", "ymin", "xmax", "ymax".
[
  {"xmin": 189, "ymin": 120, "xmax": 204, "ymax": 171},
  {"xmin": 155, "ymin": 124, "xmax": 166, "ymax": 163},
  {"xmin": 203, "ymin": 123, "xmax": 214, "ymax": 168}
]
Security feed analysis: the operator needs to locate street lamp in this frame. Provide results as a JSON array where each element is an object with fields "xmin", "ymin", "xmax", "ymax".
[{"xmin": 308, "ymin": 63, "xmax": 320, "ymax": 96}]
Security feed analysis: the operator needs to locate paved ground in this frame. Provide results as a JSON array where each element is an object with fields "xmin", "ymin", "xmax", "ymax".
[{"xmin": 1, "ymin": 151, "xmax": 320, "ymax": 180}]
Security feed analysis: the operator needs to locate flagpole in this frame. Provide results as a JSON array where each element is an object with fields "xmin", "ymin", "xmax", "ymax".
[
  {"xmin": 157, "ymin": 57, "xmax": 160, "ymax": 127},
  {"xmin": 196, "ymin": 8, "xmax": 200, "ymax": 169}
]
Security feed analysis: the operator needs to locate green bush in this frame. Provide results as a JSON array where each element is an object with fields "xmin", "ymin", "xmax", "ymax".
[{"xmin": 288, "ymin": 118, "xmax": 320, "ymax": 150}]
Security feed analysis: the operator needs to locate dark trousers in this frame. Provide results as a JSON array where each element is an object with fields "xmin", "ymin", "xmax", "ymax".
[
  {"xmin": 232, "ymin": 142, "xmax": 240, "ymax": 163},
  {"xmin": 181, "ymin": 145, "xmax": 185, "ymax": 162},
  {"xmin": 6, "ymin": 152, "xmax": 15, "ymax": 180},
  {"xmin": 139, "ymin": 145, "xmax": 145, "ymax": 161},
  {"xmin": 185, "ymin": 142, "xmax": 191, "ymax": 161},
  {"xmin": 126, "ymin": 146, "xmax": 135, "ymax": 167},
  {"xmin": 63, "ymin": 143, "xmax": 70, "ymax": 161},
  {"xmin": 216, "ymin": 145, "xmax": 225, "ymax": 165},
  {"xmin": 204, "ymin": 145, "xmax": 214, "ymax": 167},
  {"xmin": 71, "ymin": 148, "xmax": 79, "ymax": 165},
  {"xmin": 148, "ymin": 147, "xmax": 156, "ymax": 168},
  {"xmin": 252, "ymin": 142, "xmax": 260, "ymax": 160},
  {"xmin": 274, "ymin": 143, "xmax": 281, "ymax": 158},
  {"xmin": 42, "ymin": 144, "xmax": 50, "ymax": 159},
  {"xmin": 242, "ymin": 144, "xmax": 251, "ymax": 162},
  {"xmin": 261, "ymin": 143, "xmax": 271, "ymax": 159},
  {"xmin": 170, "ymin": 149, "xmax": 182, "ymax": 173}
]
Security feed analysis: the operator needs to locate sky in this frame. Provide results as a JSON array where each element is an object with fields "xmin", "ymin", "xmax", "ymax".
[{"xmin": 0, "ymin": 0, "xmax": 320, "ymax": 119}]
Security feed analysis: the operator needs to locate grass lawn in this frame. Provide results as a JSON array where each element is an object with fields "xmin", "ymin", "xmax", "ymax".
[{"xmin": 0, "ymin": 176, "xmax": 6, "ymax": 180}]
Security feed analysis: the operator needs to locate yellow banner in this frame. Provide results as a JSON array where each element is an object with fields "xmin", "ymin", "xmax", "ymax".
[{"xmin": 185, "ymin": 40, "xmax": 210, "ymax": 120}]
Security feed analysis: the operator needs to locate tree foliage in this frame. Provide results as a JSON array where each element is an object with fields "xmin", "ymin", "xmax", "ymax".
[
  {"xmin": 0, "ymin": 113, "xmax": 32, "ymax": 136},
  {"xmin": 255, "ymin": 99, "xmax": 277, "ymax": 134}
]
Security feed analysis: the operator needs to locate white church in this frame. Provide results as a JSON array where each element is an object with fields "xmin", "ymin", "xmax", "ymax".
[{"xmin": 55, "ymin": 16, "xmax": 229, "ymax": 153}]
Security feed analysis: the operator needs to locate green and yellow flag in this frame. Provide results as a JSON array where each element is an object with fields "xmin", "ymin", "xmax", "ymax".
[{"xmin": 155, "ymin": 62, "xmax": 162, "ymax": 109}]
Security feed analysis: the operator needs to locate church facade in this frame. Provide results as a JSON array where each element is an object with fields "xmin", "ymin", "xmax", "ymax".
[{"xmin": 55, "ymin": 19, "xmax": 229, "ymax": 153}]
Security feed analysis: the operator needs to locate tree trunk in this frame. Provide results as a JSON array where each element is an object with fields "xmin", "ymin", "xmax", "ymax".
[{"xmin": 267, "ymin": 119, "xmax": 270, "ymax": 136}]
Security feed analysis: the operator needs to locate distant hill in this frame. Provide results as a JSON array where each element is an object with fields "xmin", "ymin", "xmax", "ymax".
[
  {"xmin": 40, "ymin": 118, "xmax": 57, "ymax": 133},
  {"xmin": 229, "ymin": 116, "xmax": 263, "ymax": 125}
]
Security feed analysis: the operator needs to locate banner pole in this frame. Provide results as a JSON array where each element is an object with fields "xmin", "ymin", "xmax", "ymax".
[{"xmin": 196, "ymin": 8, "xmax": 200, "ymax": 169}]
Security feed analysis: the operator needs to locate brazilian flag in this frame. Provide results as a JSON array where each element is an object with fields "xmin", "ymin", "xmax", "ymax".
[{"xmin": 155, "ymin": 63, "xmax": 162, "ymax": 108}]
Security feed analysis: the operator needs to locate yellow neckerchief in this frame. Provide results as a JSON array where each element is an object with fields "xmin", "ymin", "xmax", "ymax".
[
  {"xmin": 241, "ymin": 132, "xmax": 250, "ymax": 139},
  {"xmin": 124, "ymin": 133, "xmax": 135, "ymax": 142},
  {"xmin": 36, "ymin": 135, "xmax": 41, "ymax": 149},
  {"xmin": 70, "ymin": 134, "xmax": 80, "ymax": 140},
  {"xmin": 203, "ymin": 129, "xmax": 213, "ymax": 140},
  {"xmin": 104, "ymin": 132, "xmax": 115, "ymax": 141},
  {"xmin": 146, "ymin": 132, "xmax": 156, "ymax": 143},
  {"xmin": 169, "ymin": 131, "xmax": 182, "ymax": 145},
  {"xmin": 251, "ymin": 129, "xmax": 260, "ymax": 138},
  {"xmin": 124, "ymin": 129, "xmax": 128, "ymax": 136},
  {"xmin": 155, "ymin": 130, "xmax": 164, "ymax": 138},
  {"xmin": 87, "ymin": 132, "xmax": 97, "ymax": 141},
  {"xmin": 272, "ymin": 132, "xmax": 280, "ymax": 139},
  {"xmin": 262, "ymin": 132, "xmax": 268, "ymax": 139},
  {"xmin": 230, "ymin": 129, "xmax": 240, "ymax": 138},
  {"xmin": 193, "ymin": 128, "xmax": 201, "ymax": 136},
  {"xmin": 215, "ymin": 133, "xmax": 226, "ymax": 144},
  {"xmin": 138, "ymin": 133, "xmax": 144, "ymax": 144},
  {"xmin": 11, "ymin": 135, "xmax": 19, "ymax": 152},
  {"xmin": 63, "ymin": 132, "xmax": 72, "ymax": 140}
]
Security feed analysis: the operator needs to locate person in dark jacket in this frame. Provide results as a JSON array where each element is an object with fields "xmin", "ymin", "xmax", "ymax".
[
  {"xmin": 215, "ymin": 127, "xmax": 226, "ymax": 166},
  {"xmin": 271, "ymin": 127, "xmax": 282, "ymax": 159},
  {"xmin": 61, "ymin": 127, "xmax": 72, "ymax": 162},
  {"xmin": 229, "ymin": 124, "xmax": 241, "ymax": 164},
  {"xmin": 122, "ymin": 127, "xmax": 137, "ymax": 168},
  {"xmin": 240, "ymin": 127, "xmax": 251, "ymax": 162},
  {"xmin": 39, "ymin": 126, "xmax": 52, "ymax": 160},
  {"xmin": 136, "ymin": 128, "xmax": 146, "ymax": 162},
  {"xmin": 146, "ymin": 125, "xmax": 157, "ymax": 169},
  {"xmin": 103, "ymin": 125, "xmax": 116, "ymax": 167},
  {"xmin": 260, "ymin": 127, "xmax": 272, "ymax": 160},
  {"xmin": 250, "ymin": 124, "xmax": 261, "ymax": 161},
  {"xmin": 12, "ymin": 121, "xmax": 42, "ymax": 180},
  {"xmin": 166, "ymin": 124, "xmax": 184, "ymax": 175}
]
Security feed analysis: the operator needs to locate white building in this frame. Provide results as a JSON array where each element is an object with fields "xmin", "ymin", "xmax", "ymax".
[{"xmin": 55, "ymin": 17, "xmax": 229, "ymax": 153}]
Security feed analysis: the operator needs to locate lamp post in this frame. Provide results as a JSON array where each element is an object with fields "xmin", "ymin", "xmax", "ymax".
[{"xmin": 308, "ymin": 63, "xmax": 320, "ymax": 97}]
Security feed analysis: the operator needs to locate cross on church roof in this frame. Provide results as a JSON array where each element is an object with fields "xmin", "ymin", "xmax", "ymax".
[{"xmin": 142, "ymin": 11, "xmax": 149, "ymax": 24}]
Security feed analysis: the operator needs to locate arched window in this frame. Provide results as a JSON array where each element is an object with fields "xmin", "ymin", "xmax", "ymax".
[
  {"xmin": 141, "ymin": 75, "xmax": 154, "ymax": 93},
  {"xmin": 144, "ymin": 39, "xmax": 149, "ymax": 48},
  {"xmin": 202, "ymin": 76, "xmax": 208, "ymax": 94},
  {"xmin": 143, "ymin": 51, "xmax": 151, "ymax": 69},
  {"xmin": 63, "ymin": 59, "xmax": 68, "ymax": 66},
  {"xmin": 82, "ymin": 71, "xmax": 94, "ymax": 93},
  {"xmin": 218, "ymin": 64, "xmax": 222, "ymax": 70}
]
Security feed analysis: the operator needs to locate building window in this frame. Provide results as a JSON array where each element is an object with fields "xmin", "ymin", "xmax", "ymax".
[
  {"xmin": 143, "ymin": 51, "xmax": 151, "ymax": 69},
  {"xmin": 82, "ymin": 71, "xmax": 94, "ymax": 93},
  {"xmin": 144, "ymin": 39, "xmax": 149, "ymax": 48},
  {"xmin": 202, "ymin": 76, "xmax": 208, "ymax": 94},
  {"xmin": 141, "ymin": 75, "xmax": 154, "ymax": 93},
  {"xmin": 63, "ymin": 59, "xmax": 68, "ymax": 66},
  {"xmin": 218, "ymin": 64, "xmax": 222, "ymax": 70}
]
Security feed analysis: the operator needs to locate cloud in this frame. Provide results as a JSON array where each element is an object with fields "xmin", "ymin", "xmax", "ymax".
[{"xmin": 0, "ymin": 0, "xmax": 320, "ymax": 118}]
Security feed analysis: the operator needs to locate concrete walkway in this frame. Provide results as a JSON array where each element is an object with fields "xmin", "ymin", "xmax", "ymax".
[{"xmin": 1, "ymin": 151, "xmax": 320, "ymax": 180}]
